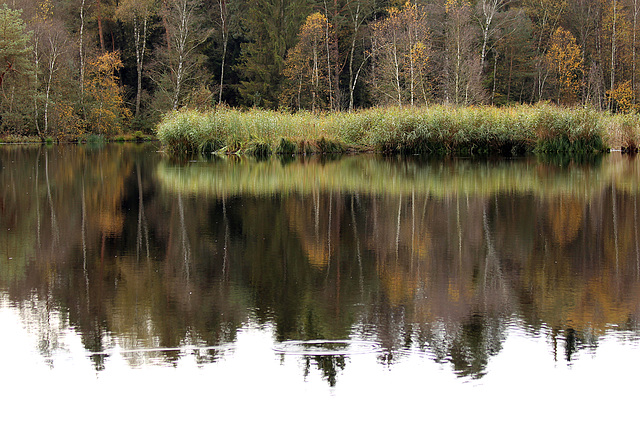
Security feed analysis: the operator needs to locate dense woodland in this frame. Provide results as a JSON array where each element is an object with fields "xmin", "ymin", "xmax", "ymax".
[{"xmin": 1, "ymin": 0, "xmax": 640, "ymax": 138}]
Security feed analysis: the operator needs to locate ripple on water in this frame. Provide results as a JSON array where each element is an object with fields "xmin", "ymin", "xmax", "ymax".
[{"xmin": 272, "ymin": 340, "xmax": 381, "ymax": 356}]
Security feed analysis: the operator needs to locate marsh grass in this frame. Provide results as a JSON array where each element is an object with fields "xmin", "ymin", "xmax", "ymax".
[
  {"xmin": 0, "ymin": 135, "xmax": 42, "ymax": 144},
  {"xmin": 157, "ymin": 104, "xmax": 635, "ymax": 156},
  {"xmin": 605, "ymin": 113, "xmax": 640, "ymax": 152}
]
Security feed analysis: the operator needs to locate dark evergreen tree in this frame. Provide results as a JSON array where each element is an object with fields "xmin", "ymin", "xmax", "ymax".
[{"xmin": 236, "ymin": 0, "xmax": 310, "ymax": 108}]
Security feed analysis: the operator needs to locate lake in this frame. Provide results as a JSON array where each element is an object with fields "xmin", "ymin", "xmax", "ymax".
[{"xmin": 1, "ymin": 144, "xmax": 639, "ymax": 425}]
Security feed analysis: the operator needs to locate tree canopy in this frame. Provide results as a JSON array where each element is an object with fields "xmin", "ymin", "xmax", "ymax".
[{"xmin": 3, "ymin": 0, "xmax": 640, "ymax": 138}]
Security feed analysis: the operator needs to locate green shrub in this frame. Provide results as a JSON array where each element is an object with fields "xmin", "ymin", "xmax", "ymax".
[{"xmin": 86, "ymin": 134, "xmax": 106, "ymax": 144}]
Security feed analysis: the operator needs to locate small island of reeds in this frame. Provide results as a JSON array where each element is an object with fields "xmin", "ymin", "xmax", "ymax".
[{"xmin": 156, "ymin": 104, "xmax": 640, "ymax": 157}]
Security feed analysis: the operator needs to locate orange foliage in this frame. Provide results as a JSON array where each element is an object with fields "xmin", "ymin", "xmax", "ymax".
[
  {"xmin": 53, "ymin": 101, "xmax": 84, "ymax": 141},
  {"xmin": 85, "ymin": 51, "xmax": 131, "ymax": 136},
  {"xmin": 545, "ymin": 27, "xmax": 583, "ymax": 104},
  {"xmin": 607, "ymin": 80, "xmax": 635, "ymax": 113}
]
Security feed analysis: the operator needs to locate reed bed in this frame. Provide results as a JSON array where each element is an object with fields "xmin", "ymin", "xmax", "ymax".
[{"xmin": 156, "ymin": 104, "xmax": 638, "ymax": 156}]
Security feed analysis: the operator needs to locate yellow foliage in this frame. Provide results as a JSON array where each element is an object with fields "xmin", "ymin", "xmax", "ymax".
[
  {"xmin": 85, "ymin": 51, "xmax": 131, "ymax": 136},
  {"xmin": 445, "ymin": 0, "xmax": 470, "ymax": 13},
  {"xmin": 282, "ymin": 12, "xmax": 333, "ymax": 110},
  {"xmin": 545, "ymin": 27, "xmax": 583, "ymax": 104},
  {"xmin": 607, "ymin": 80, "xmax": 635, "ymax": 113},
  {"xmin": 411, "ymin": 41, "xmax": 430, "ymax": 66},
  {"xmin": 302, "ymin": 12, "xmax": 328, "ymax": 35},
  {"xmin": 35, "ymin": 0, "xmax": 54, "ymax": 22},
  {"xmin": 371, "ymin": 1, "xmax": 431, "ymax": 104},
  {"xmin": 53, "ymin": 101, "xmax": 84, "ymax": 141}
]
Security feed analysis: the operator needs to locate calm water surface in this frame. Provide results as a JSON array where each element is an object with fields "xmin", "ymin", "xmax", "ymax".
[{"xmin": 1, "ymin": 144, "xmax": 640, "ymax": 425}]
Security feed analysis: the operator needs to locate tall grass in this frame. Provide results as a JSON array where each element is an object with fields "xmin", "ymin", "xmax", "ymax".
[{"xmin": 157, "ymin": 104, "xmax": 630, "ymax": 157}]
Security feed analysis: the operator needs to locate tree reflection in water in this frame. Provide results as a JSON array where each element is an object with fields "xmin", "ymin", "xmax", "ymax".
[{"xmin": 1, "ymin": 146, "xmax": 640, "ymax": 382}]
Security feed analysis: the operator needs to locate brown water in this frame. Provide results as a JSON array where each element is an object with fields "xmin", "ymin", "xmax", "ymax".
[{"xmin": 1, "ymin": 144, "xmax": 639, "ymax": 425}]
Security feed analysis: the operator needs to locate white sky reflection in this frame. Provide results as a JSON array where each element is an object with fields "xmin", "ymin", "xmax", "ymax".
[{"xmin": 1, "ymin": 302, "xmax": 639, "ymax": 426}]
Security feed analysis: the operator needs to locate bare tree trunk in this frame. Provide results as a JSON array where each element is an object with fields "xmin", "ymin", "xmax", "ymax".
[
  {"xmin": 491, "ymin": 51, "xmax": 498, "ymax": 104},
  {"xmin": 312, "ymin": 37, "xmax": 319, "ymax": 112},
  {"xmin": 323, "ymin": 0, "xmax": 334, "ymax": 110},
  {"xmin": 218, "ymin": 0, "xmax": 228, "ymax": 105},
  {"xmin": 168, "ymin": 0, "xmax": 208, "ymax": 110},
  {"xmin": 392, "ymin": 28, "xmax": 402, "ymax": 106},
  {"xmin": 44, "ymin": 34, "xmax": 62, "ymax": 134},
  {"xmin": 33, "ymin": 35, "xmax": 42, "ymax": 138},
  {"xmin": 134, "ymin": 14, "xmax": 149, "ymax": 117},
  {"xmin": 172, "ymin": 0, "xmax": 189, "ymax": 110},
  {"xmin": 97, "ymin": 0, "xmax": 105, "ymax": 52},
  {"xmin": 80, "ymin": 0, "xmax": 86, "ymax": 115},
  {"xmin": 348, "ymin": 3, "xmax": 361, "ymax": 111},
  {"xmin": 409, "ymin": 18, "xmax": 415, "ymax": 106},
  {"xmin": 332, "ymin": 0, "xmax": 341, "ymax": 110},
  {"xmin": 610, "ymin": 0, "xmax": 618, "ymax": 109}
]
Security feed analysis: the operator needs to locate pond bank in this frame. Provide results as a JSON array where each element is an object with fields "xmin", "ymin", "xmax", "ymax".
[{"xmin": 156, "ymin": 105, "xmax": 640, "ymax": 157}]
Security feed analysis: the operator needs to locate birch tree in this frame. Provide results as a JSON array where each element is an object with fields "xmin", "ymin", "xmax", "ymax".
[
  {"xmin": 116, "ymin": 0, "xmax": 155, "ymax": 117},
  {"xmin": 370, "ymin": 2, "xmax": 431, "ymax": 106},
  {"xmin": 158, "ymin": 0, "xmax": 211, "ymax": 111},
  {"xmin": 216, "ymin": 0, "xmax": 229, "ymax": 105},
  {"xmin": 32, "ymin": 20, "xmax": 69, "ymax": 135},
  {"xmin": 443, "ymin": 0, "xmax": 484, "ymax": 104},
  {"xmin": 282, "ymin": 12, "xmax": 333, "ymax": 111},
  {"xmin": 477, "ymin": 0, "xmax": 513, "ymax": 70}
]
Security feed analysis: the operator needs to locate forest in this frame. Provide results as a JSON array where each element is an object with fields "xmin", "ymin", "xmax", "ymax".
[{"xmin": 0, "ymin": 0, "xmax": 639, "ymax": 140}]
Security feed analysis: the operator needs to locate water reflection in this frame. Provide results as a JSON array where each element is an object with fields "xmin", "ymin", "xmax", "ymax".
[{"xmin": 1, "ymin": 145, "xmax": 640, "ymax": 384}]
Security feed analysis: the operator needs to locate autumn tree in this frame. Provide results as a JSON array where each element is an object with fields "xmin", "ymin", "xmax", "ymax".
[
  {"xmin": 443, "ymin": 0, "xmax": 484, "ymax": 105},
  {"xmin": 545, "ymin": 27, "xmax": 583, "ymax": 104},
  {"xmin": 563, "ymin": 0, "xmax": 599, "ymax": 104},
  {"xmin": 607, "ymin": 79, "xmax": 635, "ymax": 112},
  {"xmin": 282, "ymin": 12, "xmax": 333, "ymax": 111},
  {"xmin": 524, "ymin": 0, "xmax": 566, "ymax": 101},
  {"xmin": 370, "ymin": 2, "xmax": 431, "ymax": 106},
  {"xmin": 631, "ymin": 0, "xmax": 640, "ymax": 104},
  {"xmin": 601, "ymin": 0, "xmax": 637, "ymax": 110},
  {"xmin": 85, "ymin": 51, "xmax": 131, "ymax": 136},
  {"xmin": 31, "ymin": 1, "xmax": 72, "ymax": 137}
]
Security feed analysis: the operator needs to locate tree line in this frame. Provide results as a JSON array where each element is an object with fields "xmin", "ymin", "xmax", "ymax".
[{"xmin": 1, "ymin": 0, "xmax": 639, "ymax": 138}]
